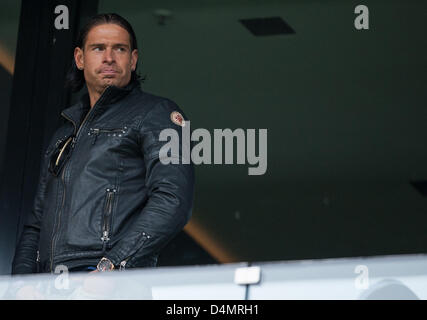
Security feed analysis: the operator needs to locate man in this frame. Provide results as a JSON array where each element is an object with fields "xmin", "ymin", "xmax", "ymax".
[{"xmin": 12, "ymin": 13, "xmax": 195, "ymax": 274}]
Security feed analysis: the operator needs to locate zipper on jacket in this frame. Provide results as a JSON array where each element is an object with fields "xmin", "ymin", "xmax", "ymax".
[
  {"xmin": 89, "ymin": 127, "xmax": 127, "ymax": 145},
  {"xmin": 51, "ymin": 92, "xmax": 108, "ymax": 272},
  {"xmin": 119, "ymin": 259, "xmax": 128, "ymax": 271},
  {"xmin": 118, "ymin": 232, "xmax": 151, "ymax": 271},
  {"xmin": 101, "ymin": 187, "xmax": 117, "ymax": 252},
  {"xmin": 36, "ymin": 250, "xmax": 40, "ymax": 273},
  {"xmin": 50, "ymin": 151, "xmax": 72, "ymax": 272}
]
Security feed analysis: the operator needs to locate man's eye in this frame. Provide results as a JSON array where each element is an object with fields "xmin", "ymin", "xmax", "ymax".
[
  {"xmin": 93, "ymin": 47, "xmax": 102, "ymax": 51},
  {"xmin": 117, "ymin": 47, "xmax": 125, "ymax": 52}
]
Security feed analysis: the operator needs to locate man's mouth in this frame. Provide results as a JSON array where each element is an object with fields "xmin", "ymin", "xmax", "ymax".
[
  {"xmin": 101, "ymin": 70, "xmax": 118, "ymax": 74},
  {"xmin": 99, "ymin": 68, "xmax": 119, "ymax": 75}
]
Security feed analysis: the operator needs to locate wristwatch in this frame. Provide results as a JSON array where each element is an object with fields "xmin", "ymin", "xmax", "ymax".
[{"xmin": 97, "ymin": 257, "xmax": 115, "ymax": 272}]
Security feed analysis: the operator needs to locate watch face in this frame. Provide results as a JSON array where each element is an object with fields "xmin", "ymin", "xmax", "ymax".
[{"xmin": 98, "ymin": 258, "xmax": 113, "ymax": 271}]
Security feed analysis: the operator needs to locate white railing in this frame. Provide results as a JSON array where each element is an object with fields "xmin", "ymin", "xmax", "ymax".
[{"xmin": 1, "ymin": 254, "xmax": 426, "ymax": 299}]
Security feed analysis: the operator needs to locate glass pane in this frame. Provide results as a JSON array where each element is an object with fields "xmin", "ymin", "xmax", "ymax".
[{"xmin": 97, "ymin": 0, "xmax": 427, "ymax": 265}]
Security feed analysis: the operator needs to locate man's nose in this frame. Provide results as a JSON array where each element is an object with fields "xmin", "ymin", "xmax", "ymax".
[{"xmin": 103, "ymin": 48, "xmax": 115, "ymax": 64}]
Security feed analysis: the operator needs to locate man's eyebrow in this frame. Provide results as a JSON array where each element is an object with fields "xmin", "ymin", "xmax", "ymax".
[
  {"xmin": 113, "ymin": 43, "xmax": 130, "ymax": 48},
  {"xmin": 86, "ymin": 43, "xmax": 130, "ymax": 48}
]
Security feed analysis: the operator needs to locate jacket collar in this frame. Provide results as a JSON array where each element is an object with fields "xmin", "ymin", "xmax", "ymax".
[{"xmin": 61, "ymin": 80, "xmax": 141, "ymax": 131}]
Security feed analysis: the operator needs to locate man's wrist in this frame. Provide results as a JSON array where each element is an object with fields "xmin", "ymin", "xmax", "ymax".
[{"xmin": 96, "ymin": 257, "xmax": 115, "ymax": 272}]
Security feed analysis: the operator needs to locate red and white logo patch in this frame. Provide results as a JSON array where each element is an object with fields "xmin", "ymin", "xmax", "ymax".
[{"xmin": 170, "ymin": 111, "xmax": 185, "ymax": 127}]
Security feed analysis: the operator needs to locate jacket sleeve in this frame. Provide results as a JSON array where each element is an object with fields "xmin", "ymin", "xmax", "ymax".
[
  {"xmin": 105, "ymin": 98, "xmax": 195, "ymax": 268},
  {"xmin": 11, "ymin": 151, "xmax": 49, "ymax": 274}
]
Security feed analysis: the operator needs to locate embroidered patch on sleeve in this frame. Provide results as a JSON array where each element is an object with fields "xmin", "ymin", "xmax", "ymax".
[{"xmin": 170, "ymin": 111, "xmax": 186, "ymax": 127}]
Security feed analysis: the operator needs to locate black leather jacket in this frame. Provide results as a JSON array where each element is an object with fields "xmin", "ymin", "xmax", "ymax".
[{"xmin": 12, "ymin": 81, "xmax": 195, "ymax": 274}]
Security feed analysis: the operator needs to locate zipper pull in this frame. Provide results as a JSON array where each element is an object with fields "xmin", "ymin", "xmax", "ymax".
[
  {"xmin": 93, "ymin": 128, "xmax": 100, "ymax": 145},
  {"xmin": 36, "ymin": 250, "xmax": 40, "ymax": 263},
  {"xmin": 90, "ymin": 128, "xmax": 100, "ymax": 145},
  {"xmin": 119, "ymin": 260, "xmax": 127, "ymax": 271},
  {"xmin": 101, "ymin": 230, "xmax": 110, "ymax": 242}
]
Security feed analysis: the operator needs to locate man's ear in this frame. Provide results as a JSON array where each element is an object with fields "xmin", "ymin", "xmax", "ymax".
[
  {"xmin": 131, "ymin": 49, "xmax": 138, "ymax": 71},
  {"xmin": 74, "ymin": 47, "xmax": 84, "ymax": 70}
]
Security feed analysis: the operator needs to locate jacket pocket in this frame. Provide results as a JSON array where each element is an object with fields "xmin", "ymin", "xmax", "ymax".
[
  {"xmin": 89, "ymin": 127, "xmax": 128, "ymax": 145},
  {"xmin": 101, "ymin": 187, "xmax": 117, "ymax": 252}
]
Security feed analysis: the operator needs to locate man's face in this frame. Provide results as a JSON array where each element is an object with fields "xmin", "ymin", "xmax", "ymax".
[{"xmin": 74, "ymin": 23, "xmax": 138, "ymax": 92}]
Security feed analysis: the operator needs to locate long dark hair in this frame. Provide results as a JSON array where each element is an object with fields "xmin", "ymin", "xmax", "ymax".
[{"xmin": 65, "ymin": 13, "xmax": 143, "ymax": 92}]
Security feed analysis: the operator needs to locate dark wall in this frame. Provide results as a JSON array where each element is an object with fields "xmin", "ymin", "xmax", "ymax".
[{"xmin": 98, "ymin": 0, "xmax": 427, "ymax": 263}]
